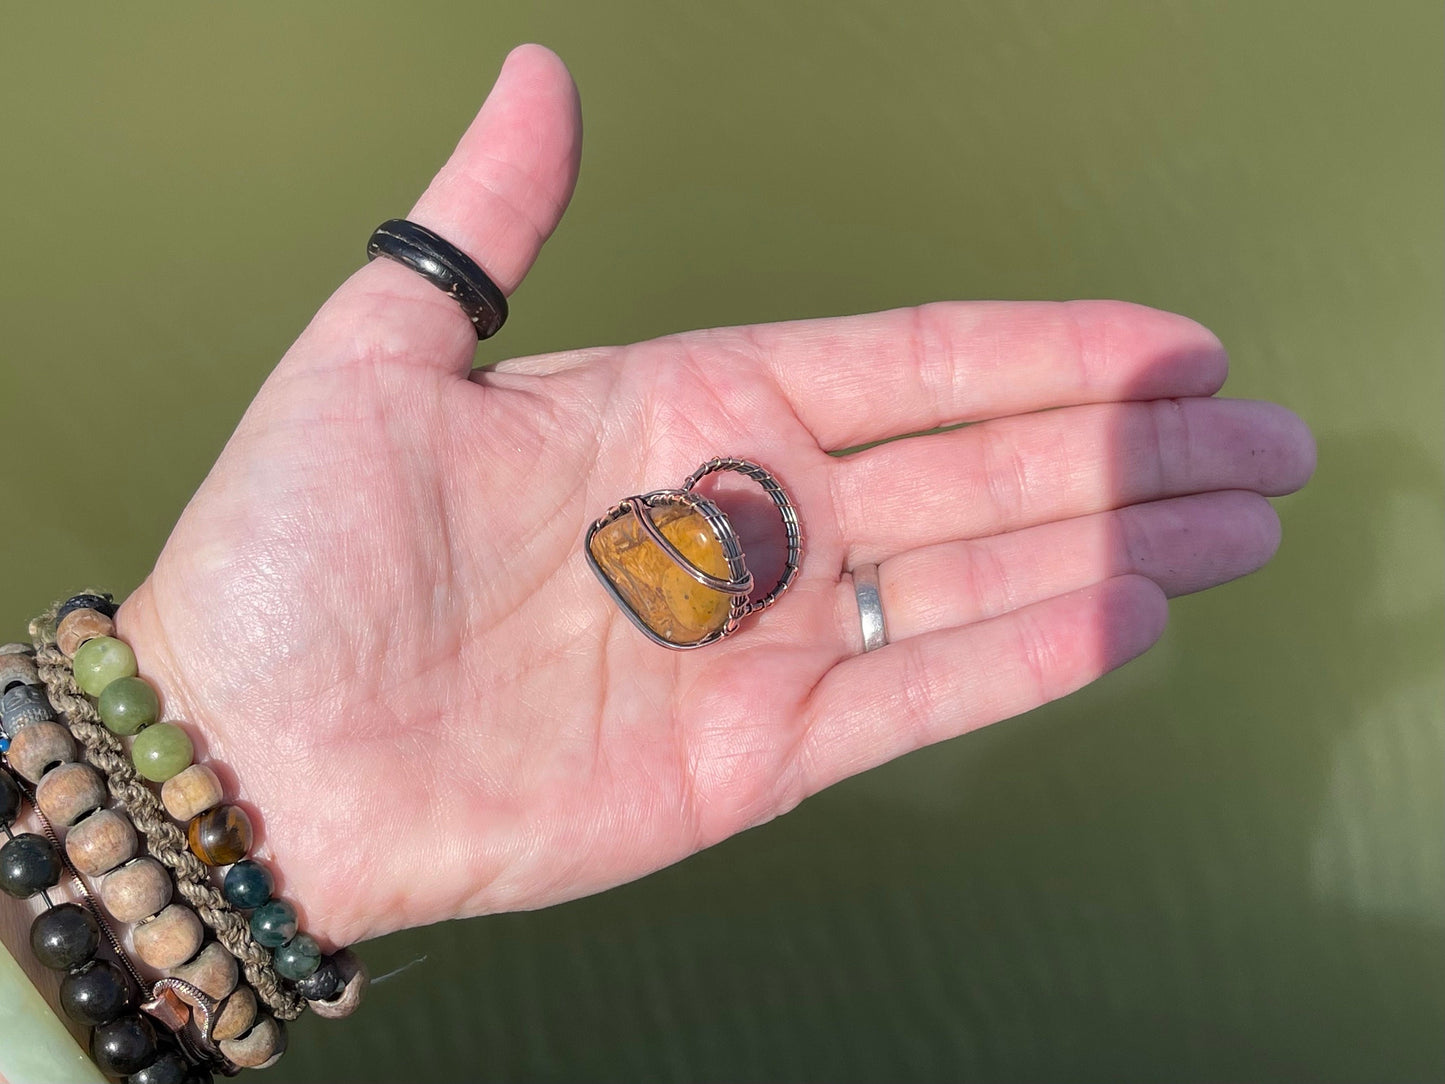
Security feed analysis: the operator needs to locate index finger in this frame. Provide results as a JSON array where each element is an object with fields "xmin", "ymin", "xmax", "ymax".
[{"xmin": 738, "ymin": 299, "xmax": 1228, "ymax": 449}]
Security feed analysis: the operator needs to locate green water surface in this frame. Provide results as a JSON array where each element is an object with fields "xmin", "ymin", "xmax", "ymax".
[{"xmin": 0, "ymin": 4, "xmax": 1439, "ymax": 1081}]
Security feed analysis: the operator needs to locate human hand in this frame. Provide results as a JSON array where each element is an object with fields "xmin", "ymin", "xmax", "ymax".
[{"xmin": 113, "ymin": 45, "xmax": 1315, "ymax": 949}]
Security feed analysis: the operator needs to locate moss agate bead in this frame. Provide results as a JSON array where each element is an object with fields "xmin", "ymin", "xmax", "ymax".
[
  {"xmin": 131, "ymin": 722, "xmax": 193, "ymax": 782},
  {"xmin": 187, "ymin": 804, "xmax": 252, "ymax": 866},
  {"xmin": 222, "ymin": 860, "xmax": 273, "ymax": 909},
  {"xmin": 274, "ymin": 933, "xmax": 320, "ymax": 981},
  {"xmin": 61, "ymin": 959, "xmax": 133, "ymax": 1027},
  {"xmin": 97, "ymin": 676, "xmax": 158, "ymax": 736},
  {"xmin": 72, "ymin": 636, "xmax": 137, "ymax": 696},
  {"xmin": 0, "ymin": 832, "xmax": 63, "ymax": 898},
  {"xmin": 249, "ymin": 899, "xmax": 297, "ymax": 948}
]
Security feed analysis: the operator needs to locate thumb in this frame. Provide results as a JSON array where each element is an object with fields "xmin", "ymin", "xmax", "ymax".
[{"xmin": 300, "ymin": 43, "xmax": 582, "ymax": 377}]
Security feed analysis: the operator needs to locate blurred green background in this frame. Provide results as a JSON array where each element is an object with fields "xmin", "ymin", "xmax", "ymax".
[{"xmin": 1, "ymin": 3, "xmax": 1440, "ymax": 1081}]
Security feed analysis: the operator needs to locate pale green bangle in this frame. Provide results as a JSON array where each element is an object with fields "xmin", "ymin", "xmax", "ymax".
[{"xmin": 0, "ymin": 936, "xmax": 106, "ymax": 1084}]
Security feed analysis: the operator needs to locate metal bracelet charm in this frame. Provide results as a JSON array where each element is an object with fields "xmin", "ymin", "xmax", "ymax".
[{"xmin": 585, "ymin": 458, "xmax": 802, "ymax": 649}]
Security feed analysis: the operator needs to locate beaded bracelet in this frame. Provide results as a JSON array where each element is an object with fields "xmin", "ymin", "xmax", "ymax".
[
  {"xmin": 43, "ymin": 596, "xmax": 368, "ymax": 1015},
  {"xmin": 1, "ymin": 662, "xmax": 218, "ymax": 1081}
]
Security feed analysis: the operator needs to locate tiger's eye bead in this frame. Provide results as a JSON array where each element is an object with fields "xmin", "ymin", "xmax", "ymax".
[
  {"xmin": 61, "ymin": 959, "xmax": 133, "ymax": 1026},
  {"xmin": 57, "ymin": 608, "xmax": 115, "ymax": 658},
  {"xmin": 187, "ymin": 804, "xmax": 251, "ymax": 866},
  {"xmin": 30, "ymin": 902, "xmax": 101, "ymax": 970},
  {"xmin": 66, "ymin": 807, "xmax": 138, "ymax": 876},
  {"xmin": 161, "ymin": 764, "xmax": 222, "ymax": 822},
  {"xmin": 210, "ymin": 984, "xmax": 257, "ymax": 1042},
  {"xmin": 222, "ymin": 860, "xmax": 272, "ymax": 909},
  {"xmin": 0, "ymin": 832, "xmax": 62, "ymax": 897},
  {"xmin": 133, "ymin": 904, "xmax": 204, "ymax": 970},
  {"xmin": 249, "ymin": 899, "xmax": 296, "ymax": 948},
  {"xmin": 306, "ymin": 947, "xmax": 368, "ymax": 1019},
  {"xmin": 36, "ymin": 760, "xmax": 107, "ymax": 826},
  {"xmin": 169, "ymin": 942, "xmax": 238, "ymax": 1004},
  {"xmin": 97, "ymin": 676, "xmax": 158, "ymax": 736},
  {"xmin": 274, "ymin": 932, "xmax": 320, "ymax": 981},
  {"xmin": 91, "ymin": 1012, "xmax": 158, "ymax": 1076},
  {"xmin": 132, "ymin": 722, "xmax": 193, "ymax": 782},
  {"xmin": 218, "ymin": 1014, "xmax": 285, "ymax": 1069},
  {"xmin": 100, "ymin": 857, "xmax": 172, "ymax": 922},
  {"xmin": 0, "ymin": 767, "xmax": 20, "ymax": 826},
  {"xmin": 72, "ymin": 636, "xmax": 137, "ymax": 695},
  {"xmin": 127, "ymin": 1049, "xmax": 189, "ymax": 1084},
  {"xmin": 5, "ymin": 720, "xmax": 76, "ymax": 783},
  {"xmin": 0, "ymin": 651, "xmax": 38, "ymax": 692}
]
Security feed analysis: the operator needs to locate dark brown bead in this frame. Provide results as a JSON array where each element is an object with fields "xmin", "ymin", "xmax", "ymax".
[{"xmin": 187, "ymin": 804, "xmax": 252, "ymax": 866}]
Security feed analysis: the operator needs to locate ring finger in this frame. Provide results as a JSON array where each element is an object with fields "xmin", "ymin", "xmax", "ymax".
[{"xmin": 839, "ymin": 489, "xmax": 1280, "ymax": 649}]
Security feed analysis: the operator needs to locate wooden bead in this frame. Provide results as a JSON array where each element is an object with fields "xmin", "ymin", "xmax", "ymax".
[
  {"xmin": 210, "ymin": 984, "xmax": 257, "ymax": 1042},
  {"xmin": 56, "ymin": 608, "xmax": 115, "ymax": 658},
  {"xmin": 5, "ymin": 720, "xmax": 76, "ymax": 783},
  {"xmin": 218, "ymin": 1014, "xmax": 285, "ymax": 1068},
  {"xmin": 161, "ymin": 764, "xmax": 223, "ymax": 822},
  {"xmin": 307, "ymin": 947, "xmax": 368, "ymax": 1019},
  {"xmin": 35, "ymin": 761, "xmax": 106, "ymax": 827},
  {"xmin": 65, "ymin": 808, "xmax": 137, "ymax": 876},
  {"xmin": 99, "ymin": 857, "xmax": 172, "ymax": 923},
  {"xmin": 0, "ymin": 651, "xmax": 38, "ymax": 691},
  {"xmin": 133, "ymin": 904, "xmax": 203, "ymax": 970},
  {"xmin": 169, "ymin": 941, "xmax": 237, "ymax": 1003}
]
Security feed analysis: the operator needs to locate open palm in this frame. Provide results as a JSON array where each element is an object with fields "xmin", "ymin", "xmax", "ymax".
[{"xmin": 114, "ymin": 46, "xmax": 1314, "ymax": 949}]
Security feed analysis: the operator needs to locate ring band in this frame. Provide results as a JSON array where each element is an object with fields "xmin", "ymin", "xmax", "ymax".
[
  {"xmin": 852, "ymin": 563, "xmax": 888, "ymax": 652},
  {"xmin": 365, "ymin": 218, "xmax": 509, "ymax": 339}
]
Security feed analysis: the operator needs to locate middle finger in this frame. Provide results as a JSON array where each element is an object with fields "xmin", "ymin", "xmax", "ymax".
[{"xmin": 831, "ymin": 396, "xmax": 1314, "ymax": 564}]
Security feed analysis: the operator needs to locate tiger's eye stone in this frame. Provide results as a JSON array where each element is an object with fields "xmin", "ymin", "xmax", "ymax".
[
  {"xmin": 188, "ymin": 804, "xmax": 252, "ymax": 866},
  {"xmin": 72, "ymin": 636, "xmax": 137, "ymax": 696},
  {"xmin": 588, "ymin": 502, "xmax": 734, "ymax": 646},
  {"xmin": 131, "ymin": 722, "xmax": 193, "ymax": 782},
  {"xmin": 97, "ymin": 675, "xmax": 158, "ymax": 736}
]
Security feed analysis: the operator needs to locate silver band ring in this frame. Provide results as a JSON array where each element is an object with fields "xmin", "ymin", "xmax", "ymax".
[{"xmin": 851, "ymin": 563, "xmax": 888, "ymax": 652}]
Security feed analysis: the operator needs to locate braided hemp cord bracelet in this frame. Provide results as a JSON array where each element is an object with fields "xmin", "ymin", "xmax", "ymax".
[{"xmin": 30, "ymin": 615, "xmax": 305, "ymax": 1022}]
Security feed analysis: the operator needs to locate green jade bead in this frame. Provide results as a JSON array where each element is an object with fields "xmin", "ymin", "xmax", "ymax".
[
  {"xmin": 96, "ymin": 676, "xmax": 158, "ymax": 736},
  {"xmin": 250, "ymin": 900, "xmax": 297, "ymax": 948},
  {"xmin": 130, "ymin": 722, "xmax": 193, "ymax": 783},
  {"xmin": 72, "ymin": 637, "xmax": 137, "ymax": 697},
  {"xmin": 273, "ymin": 933, "xmax": 320, "ymax": 981}
]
